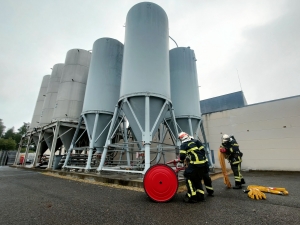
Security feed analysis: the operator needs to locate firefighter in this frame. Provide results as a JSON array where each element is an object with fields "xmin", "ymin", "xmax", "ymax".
[
  {"xmin": 178, "ymin": 132, "xmax": 209, "ymax": 203},
  {"xmin": 190, "ymin": 136, "xmax": 214, "ymax": 197},
  {"xmin": 220, "ymin": 134, "xmax": 245, "ymax": 189}
]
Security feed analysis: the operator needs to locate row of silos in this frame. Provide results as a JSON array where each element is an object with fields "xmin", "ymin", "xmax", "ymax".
[
  {"xmin": 24, "ymin": 50, "xmax": 91, "ymax": 167},
  {"xmin": 25, "ymin": 2, "xmax": 207, "ymax": 171}
]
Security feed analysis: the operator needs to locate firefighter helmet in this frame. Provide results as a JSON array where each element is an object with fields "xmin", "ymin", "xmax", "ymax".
[
  {"xmin": 222, "ymin": 134, "xmax": 231, "ymax": 143},
  {"xmin": 178, "ymin": 132, "xmax": 189, "ymax": 142}
]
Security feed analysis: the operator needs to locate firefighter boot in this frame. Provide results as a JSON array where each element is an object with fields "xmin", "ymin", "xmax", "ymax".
[
  {"xmin": 208, "ymin": 192, "xmax": 214, "ymax": 197},
  {"xmin": 233, "ymin": 181, "xmax": 242, "ymax": 189},
  {"xmin": 183, "ymin": 193, "xmax": 197, "ymax": 203},
  {"xmin": 196, "ymin": 192, "xmax": 206, "ymax": 202},
  {"xmin": 241, "ymin": 178, "xmax": 246, "ymax": 185}
]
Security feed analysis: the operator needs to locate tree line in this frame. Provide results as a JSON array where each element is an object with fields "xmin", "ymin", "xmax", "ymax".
[{"xmin": 0, "ymin": 119, "xmax": 29, "ymax": 150}]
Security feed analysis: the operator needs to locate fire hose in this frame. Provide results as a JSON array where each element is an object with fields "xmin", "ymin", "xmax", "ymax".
[
  {"xmin": 244, "ymin": 185, "xmax": 289, "ymax": 200},
  {"xmin": 218, "ymin": 150, "xmax": 231, "ymax": 188}
]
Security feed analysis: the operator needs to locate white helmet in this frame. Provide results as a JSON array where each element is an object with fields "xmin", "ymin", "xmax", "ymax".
[
  {"xmin": 178, "ymin": 132, "xmax": 190, "ymax": 142},
  {"xmin": 222, "ymin": 134, "xmax": 231, "ymax": 143}
]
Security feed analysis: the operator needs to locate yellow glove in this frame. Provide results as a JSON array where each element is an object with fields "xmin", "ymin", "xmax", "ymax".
[{"xmin": 247, "ymin": 188, "xmax": 266, "ymax": 200}]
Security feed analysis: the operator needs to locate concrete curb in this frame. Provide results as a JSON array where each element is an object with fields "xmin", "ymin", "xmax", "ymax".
[{"xmin": 10, "ymin": 165, "xmax": 223, "ymax": 189}]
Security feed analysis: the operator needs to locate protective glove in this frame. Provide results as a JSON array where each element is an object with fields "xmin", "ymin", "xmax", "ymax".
[
  {"xmin": 247, "ymin": 188, "xmax": 266, "ymax": 200},
  {"xmin": 219, "ymin": 147, "xmax": 226, "ymax": 153}
]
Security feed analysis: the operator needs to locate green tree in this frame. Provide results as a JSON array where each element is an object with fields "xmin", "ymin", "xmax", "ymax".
[
  {"xmin": 0, "ymin": 119, "xmax": 5, "ymax": 137},
  {"xmin": 17, "ymin": 122, "xmax": 29, "ymax": 135},
  {"xmin": 3, "ymin": 127, "xmax": 15, "ymax": 139},
  {"xmin": 0, "ymin": 138, "xmax": 16, "ymax": 150},
  {"xmin": 15, "ymin": 123, "xmax": 30, "ymax": 146}
]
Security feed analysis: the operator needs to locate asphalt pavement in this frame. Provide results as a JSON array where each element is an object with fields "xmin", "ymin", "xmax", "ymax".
[{"xmin": 0, "ymin": 166, "xmax": 299, "ymax": 225}]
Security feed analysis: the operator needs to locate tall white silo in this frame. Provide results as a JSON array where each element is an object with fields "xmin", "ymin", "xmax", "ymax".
[
  {"xmin": 29, "ymin": 75, "xmax": 50, "ymax": 133},
  {"xmin": 98, "ymin": 2, "xmax": 178, "ymax": 173},
  {"xmin": 168, "ymin": 47, "xmax": 201, "ymax": 137},
  {"xmin": 63, "ymin": 38, "xmax": 124, "ymax": 170},
  {"xmin": 26, "ymin": 75, "xmax": 50, "ymax": 165},
  {"xmin": 52, "ymin": 49, "xmax": 91, "ymax": 150},
  {"xmin": 40, "ymin": 64, "xmax": 64, "ymax": 150}
]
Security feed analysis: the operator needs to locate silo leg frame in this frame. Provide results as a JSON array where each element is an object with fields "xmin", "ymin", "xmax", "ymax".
[
  {"xmin": 62, "ymin": 116, "xmax": 84, "ymax": 170},
  {"xmin": 97, "ymin": 98, "xmax": 179, "ymax": 174}
]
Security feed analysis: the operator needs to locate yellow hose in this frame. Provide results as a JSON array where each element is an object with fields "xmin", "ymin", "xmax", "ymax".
[
  {"xmin": 218, "ymin": 150, "xmax": 231, "ymax": 188},
  {"xmin": 247, "ymin": 185, "xmax": 289, "ymax": 195}
]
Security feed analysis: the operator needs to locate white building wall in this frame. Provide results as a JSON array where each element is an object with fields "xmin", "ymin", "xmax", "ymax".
[{"xmin": 202, "ymin": 95, "xmax": 300, "ymax": 171}]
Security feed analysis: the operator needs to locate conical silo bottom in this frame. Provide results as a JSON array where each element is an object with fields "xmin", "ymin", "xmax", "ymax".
[
  {"xmin": 122, "ymin": 96, "xmax": 169, "ymax": 144},
  {"xmin": 32, "ymin": 135, "xmax": 39, "ymax": 146},
  {"xmin": 44, "ymin": 132, "xmax": 62, "ymax": 151},
  {"xmin": 83, "ymin": 113, "xmax": 113, "ymax": 153},
  {"xmin": 166, "ymin": 117, "xmax": 201, "ymax": 138},
  {"xmin": 32, "ymin": 135, "xmax": 49, "ymax": 156},
  {"xmin": 58, "ymin": 126, "xmax": 76, "ymax": 151}
]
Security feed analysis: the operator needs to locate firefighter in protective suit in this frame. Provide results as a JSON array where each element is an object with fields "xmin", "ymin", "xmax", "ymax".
[
  {"xmin": 190, "ymin": 136, "xmax": 214, "ymax": 197},
  {"xmin": 220, "ymin": 134, "xmax": 245, "ymax": 189},
  {"xmin": 179, "ymin": 132, "xmax": 212, "ymax": 203}
]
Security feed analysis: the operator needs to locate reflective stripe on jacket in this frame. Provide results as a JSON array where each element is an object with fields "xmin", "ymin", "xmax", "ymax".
[{"xmin": 180, "ymin": 139, "xmax": 207, "ymax": 166}]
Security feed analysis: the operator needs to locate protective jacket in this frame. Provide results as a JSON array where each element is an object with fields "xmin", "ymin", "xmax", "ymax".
[
  {"xmin": 180, "ymin": 139, "xmax": 208, "ymax": 202},
  {"xmin": 180, "ymin": 139, "xmax": 208, "ymax": 167},
  {"xmin": 221, "ymin": 140, "xmax": 243, "ymax": 165}
]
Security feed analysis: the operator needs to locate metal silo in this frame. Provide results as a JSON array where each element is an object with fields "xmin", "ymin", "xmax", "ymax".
[
  {"xmin": 63, "ymin": 38, "xmax": 124, "ymax": 171},
  {"xmin": 52, "ymin": 49, "xmax": 91, "ymax": 150},
  {"xmin": 168, "ymin": 47, "xmax": 201, "ymax": 137},
  {"xmin": 24, "ymin": 75, "xmax": 50, "ymax": 166},
  {"xmin": 98, "ymin": 2, "xmax": 178, "ymax": 173},
  {"xmin": 29, "ymin": 75, "xmax": 50, "ymax": 133},
  {"xmin": 169, "ymin": 47, "xmax": 213, "ymax": 167},
  {"xmin": 40, "ymin": 64, "xmax": 64, "ymax": 150},
  {"xmin": 30, "ymin": 75, "xmax": 50, "ymax": 152},
  {"xmin": 40, "ymin": 64, "xmax": 64, "ymax": 127}
]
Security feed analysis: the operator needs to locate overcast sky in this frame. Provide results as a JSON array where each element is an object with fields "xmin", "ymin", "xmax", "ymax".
[{"xmin": 0, "ymin": 0, "xmax": 299, "ymax": 131}]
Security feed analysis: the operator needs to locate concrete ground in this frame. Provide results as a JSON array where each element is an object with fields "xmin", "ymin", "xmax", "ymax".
[{"xmin": 0, "ymin": 166, "xmax": 299, "ymax": 225}]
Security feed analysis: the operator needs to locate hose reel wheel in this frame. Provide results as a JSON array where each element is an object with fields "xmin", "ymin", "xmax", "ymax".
[{"xmin": 143, "ymin": 164, "xmax": 178, "ymax": 202}]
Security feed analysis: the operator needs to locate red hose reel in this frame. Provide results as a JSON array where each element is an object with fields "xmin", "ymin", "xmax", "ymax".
[{"xmin": 143, "ymin": 160, "xmax": 185, "ymax": 202}]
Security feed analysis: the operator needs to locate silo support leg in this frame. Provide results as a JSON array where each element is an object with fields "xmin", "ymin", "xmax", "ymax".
[
  {"xmin": 97, "ymin": 105, "xmax": 119, "ymax": 172},
  {"xmin": 47, "ymin": 122, "xmax": 60, "ymax": 170},
  {"xmin": 14, "ymin": 138, "xmax": 23, "ymax": 165},
  {"xmin": 97, "ymin": 146, "xmax": 107, "ymax": 172},
  {"xmin": 32, "ymin": 132, "xmax": 43, "ymax": 167},
  {"xmin": 143, "ymin": 144, "xmax": 151, "ymax": 174},
  {"xmin": 199, "ymin": 121, "xmax": 214, "ymax": 169},
  {"xmin": 85, "ymin": 114, "xmax": 99, "ymax": 171},
  {"xmin": 23, "ymin": 135, "xmax": 33, "ymax": 167},
  {"xmin": 62, "ymin": 117, "xmax": 83, "ymax": 169},
  {"xmin": 122, "ymin": 119, "xmax": 130, "ymax": 166},
  {"xmin": 143, "ymin": 96, "xmax": 151, "ymax": 174},
  {"xmin": 170, "ymin": 108, "xmax": 181, "ymax": 156}
]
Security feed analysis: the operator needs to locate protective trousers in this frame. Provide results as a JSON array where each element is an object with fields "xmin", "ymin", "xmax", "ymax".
[
  {"xmin": 231, "ymin": 162, "xmax": 245, "ymax": 186},
  {"xmin": 184, "ymin": 166, "xmax": 205, "ymax": 202},
  {"xmin": 203, "ymin": 172, "xmax": 214, "ymax": 195}
]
